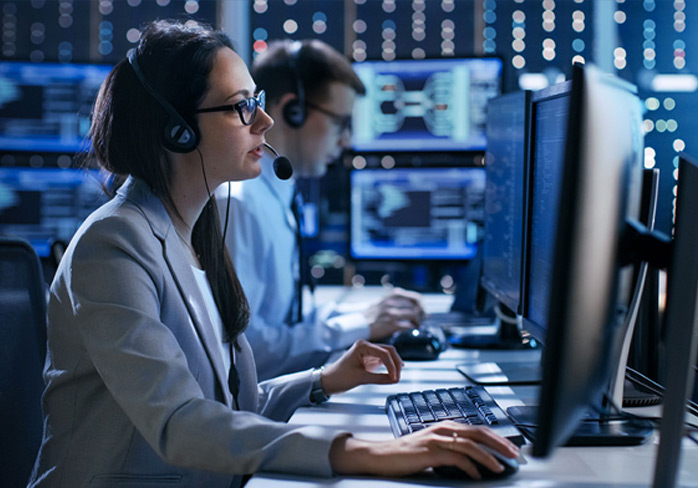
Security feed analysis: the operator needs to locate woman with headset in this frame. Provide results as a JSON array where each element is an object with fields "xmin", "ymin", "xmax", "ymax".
[{"xmin": 29, "ymin": 20, "xmax": 518, "ymax": 488}]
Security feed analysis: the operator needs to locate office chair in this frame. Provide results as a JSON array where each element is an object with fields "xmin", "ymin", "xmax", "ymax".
[{"xmin": 0, "ymin": 236, "xmax": 47, "ymax": 488}]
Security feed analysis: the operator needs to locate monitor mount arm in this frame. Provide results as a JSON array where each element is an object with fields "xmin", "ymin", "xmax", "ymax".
[{"xmin": 619, "ymin": 219, "xmax": 673, "ymax": 270}]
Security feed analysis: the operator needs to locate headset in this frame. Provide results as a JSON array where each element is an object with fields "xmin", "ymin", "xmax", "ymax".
[
  {"xmin": 282, "ymin": 41, "xmax": 307, "ymax": 128},
  {"xmin": 128, "ymin": 50, "xmax": 199, "ymax": 153}
]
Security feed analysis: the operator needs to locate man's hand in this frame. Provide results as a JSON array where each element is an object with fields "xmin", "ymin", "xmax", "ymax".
[{"xmin": 363, "ymin": 288, "xmax": 425, "ymax": 341}]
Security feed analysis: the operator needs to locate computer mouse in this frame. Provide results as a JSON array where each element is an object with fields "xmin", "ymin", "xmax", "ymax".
[
  {"xmin": 433, "ymin": 442, "xmax": 519, "ymax": 480},
  {"xmin": 389, "ymin": 328, "xmax": 444, "ymax": 361}
]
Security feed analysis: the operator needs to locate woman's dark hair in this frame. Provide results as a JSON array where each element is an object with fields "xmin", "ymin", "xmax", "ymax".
[{"xmin": 89, "ymin": 19, "xmax": 250, "ymax": 342}]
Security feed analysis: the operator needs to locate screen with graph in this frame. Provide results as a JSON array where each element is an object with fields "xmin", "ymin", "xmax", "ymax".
[
  {"xmin": 350, "ymin": 166, "xmax": 485, "ymax": 260},
  {"xmin": 351, "ymin": 57, "xmax": 502, "ymax": 153}
]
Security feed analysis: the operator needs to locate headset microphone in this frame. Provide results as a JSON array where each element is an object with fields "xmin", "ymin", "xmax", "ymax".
[{"xmin": 263, "ymin": 142, "xmax": 294, "ymax": 180}]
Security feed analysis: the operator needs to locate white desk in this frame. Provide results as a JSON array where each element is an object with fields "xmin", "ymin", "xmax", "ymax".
[{"xmin": 248, "ymin": 287, "xmax": 698, "ymax": 487}]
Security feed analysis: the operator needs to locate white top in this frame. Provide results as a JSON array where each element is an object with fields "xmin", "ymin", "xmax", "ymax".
[
  {"xmin": 190, "ymin": 265, "xmax": 232, "ymax": 376},
  {"xmin": 215, "ymin": 154, "xmax": 369, "ymax": 380}
]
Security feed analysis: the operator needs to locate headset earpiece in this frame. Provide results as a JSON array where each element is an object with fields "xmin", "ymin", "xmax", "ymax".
[
  {"xmin": 128, "ymin": 50, "xmax": 199, "ymax": 153},
  {"xmin": 162, "ymin": 117, "xmax": 197, "ymax": 153},
  {"xmin": 281, "ymin": 41, "xmax": 307, "ymax": 129},
  {"xmin": 282, "ymin": 98, "xmax": 306, "ymax": 128}
]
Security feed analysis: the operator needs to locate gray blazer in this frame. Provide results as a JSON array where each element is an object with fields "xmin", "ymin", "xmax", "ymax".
[{"xmin": 29, "ymin": 177, "xmax": 343, "ymax": 488}]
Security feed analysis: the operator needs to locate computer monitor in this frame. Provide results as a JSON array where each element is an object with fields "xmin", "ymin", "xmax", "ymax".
[
  {"xmin": 0, "ymin": 61, "xmax": 112, "ymax": 153},
  {"xmin": 351, "ymin": 57, "xmax": 503, "ymax": 153},
  {"xmin": 480, "ymin": 90, "xmax": 531, "ymax": 314},
  {"xmin": 652, "ymin": 153, "xmax": 698, "ymax": 488},
  {"xmin": 349, "ymin": 166, "xmax": 485, "ymax": 260},
  {"xmin": 520, "ymin": 80, "xmax": 572, "ymax": 342},
  {"xmin": 456, "ymin": 85, "xmax": 569, "ymax": 383},
  {"xmin": 513, "ymin": 63, "xmax": 651, "ymax": 458},
  {"xmin": 0, "ymin": 167, "xmax": 109, "ymax": 258}
]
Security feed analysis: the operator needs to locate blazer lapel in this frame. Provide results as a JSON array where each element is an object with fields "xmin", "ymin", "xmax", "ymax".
[
  {"xmin": 162, "ymin": 233, "xmax": 233, "ymax": 408},
  {"xmin": 121, "ymin": 178, "xmax": 233, "ymax": 408}
]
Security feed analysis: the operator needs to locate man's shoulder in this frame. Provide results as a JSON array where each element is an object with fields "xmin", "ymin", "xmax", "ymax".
[
  {"xmin": 236, "ymin": 177, "xmax": 272, "ymax": 200},
  {"xmin": 217, "ymin": 179, "xmax": 267, "ymax": 207},
  {"xmin": 217, "ymin": 180, "xmax": 274, "ymax": 238}
]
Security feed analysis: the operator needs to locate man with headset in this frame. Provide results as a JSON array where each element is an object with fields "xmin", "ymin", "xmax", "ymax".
[{"xmin": 216, "ymin": 39, "xmax": 424, "ymax": 380}]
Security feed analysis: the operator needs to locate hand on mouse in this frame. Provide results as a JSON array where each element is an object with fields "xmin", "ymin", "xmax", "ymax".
[
  {"xmin": 320, "ymin": 339, "xmax": 404, "ymax": 396},
  {"xmin": 363, "ymin": 288, "xmax": 425, "ymax": 341},
  {"xmin": 329, "ymin": 421, "xmax": 520, "ymax": 479}
]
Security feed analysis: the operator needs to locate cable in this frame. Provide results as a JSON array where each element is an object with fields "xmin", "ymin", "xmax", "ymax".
[
  {"xmin": 625, "ymin": 367, "xmax": 698, "ymax": 418},
  {"xmin": 194, "ymin": 146, "xmax": 232, "ymax": 257},
  {"xmin": 494, "ymin": 303, "xmax": 517, "ymax": 325},
  {"xmin": 590, "ymin": 397, "xmax": 658, "ymax": 431},
  {"xmin": 624, "ymin": 367, "xmax": 664, "ymax": 401},
  {"xmin": 602, "ymin": 394, "xmax": 658, "ymax": 425},
  {"xmin": 221, "ymin": 183, "xmax": 231, "ymax": 251},
  {"xmin": 196, "ymin": 147, "xmax": 213, "ymax": 199},
  {"xmin": 688, "ymin": 432, "xmax": 698, "ymax": 447},
  {"xmin": 602, "ymin": 392, "xmax": 698, "ymax": 433},
  {"xmin": 626, "ymin": 367, "xmax": 664, "ymax": 395},
  {"xmin": 512, "ymin": 397, "xmax": 698, "ymax": 445}
]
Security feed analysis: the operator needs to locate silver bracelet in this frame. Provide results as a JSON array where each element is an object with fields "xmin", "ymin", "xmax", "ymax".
[{"xmin": 310, "ymin": 366, "xmax": 330, "ymax": 404}]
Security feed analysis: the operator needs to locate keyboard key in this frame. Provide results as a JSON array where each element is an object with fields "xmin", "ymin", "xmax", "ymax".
[
  {"xmin": 409, "ymin": 393, "xmax": 436, "ymax": 422},
  {"xmin": 397, "ymin": 394, "xmax": 420, "ymax": 424}
]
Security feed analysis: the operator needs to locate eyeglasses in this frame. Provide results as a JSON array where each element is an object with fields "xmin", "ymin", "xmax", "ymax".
[
  {"xmin": 196, "ymin": 90, "xmax": 266, "ymax": 126},
  {"xmin": 306, "ymin": 101, "xmax": 352, "ymax": 134}
]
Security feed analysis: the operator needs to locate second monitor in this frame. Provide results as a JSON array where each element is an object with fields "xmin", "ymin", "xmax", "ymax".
[
  {"xmin": 351, "ymin": 57, "xmax": 503, "ymax": 153},
  {"xmin": 350, "ymin": 166, "xmax": 485, "ymax": 261}
]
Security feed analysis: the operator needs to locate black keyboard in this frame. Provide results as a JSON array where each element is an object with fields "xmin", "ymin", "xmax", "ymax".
[{"xmin": 385, "ymin": 385, "xmax": 526, "ymax": 446}]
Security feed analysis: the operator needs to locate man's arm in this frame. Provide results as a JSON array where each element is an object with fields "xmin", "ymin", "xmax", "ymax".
[{"xmin": 217, "ymin": 185, "xmax": 368, "ymax": 379}]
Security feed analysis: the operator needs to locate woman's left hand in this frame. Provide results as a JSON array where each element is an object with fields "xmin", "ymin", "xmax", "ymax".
[{"xmin": 320, "ymin": 339, "xmax": 404, "ymax": 396}]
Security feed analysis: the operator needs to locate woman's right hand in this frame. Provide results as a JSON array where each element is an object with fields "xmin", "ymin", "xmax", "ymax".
[{"xmin": 328, "ymin": 422, "xmax": 520, "ymax": 481}]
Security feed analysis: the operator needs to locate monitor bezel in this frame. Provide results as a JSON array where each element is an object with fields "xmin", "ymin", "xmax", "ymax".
[
  {"xmin": 519, "ymin": 79, "xmax": 573, "ymax": 341},
  {"xmin": 479, "ymin": 89, "xmax": 532, "ymax": 314}
]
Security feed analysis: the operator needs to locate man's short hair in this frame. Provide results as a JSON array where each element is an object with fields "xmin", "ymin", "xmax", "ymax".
[{"xmin": 251, "ymin": 39, "xmax": 366, "ymax": 109}]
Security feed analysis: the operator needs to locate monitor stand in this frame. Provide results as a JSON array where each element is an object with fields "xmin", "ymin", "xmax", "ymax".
[
  {"xmin": 440, "ymin": 263, "xmax": 533, "ymax": 350},
  {"xmin": 457, "ymin": 360, "xmax": 542, "ymax": 386},
  {"xmin": 444, "ymin": 310, "xmax": 538, "ymax": 350},
  {"xmin": 505, "ymin": 405, "xmax": 653, "ymax": 447},
  {"xmin": 622, "ymin": 378, "xmax": 662, "ymax": 408},
  {"xmin": 457, "ymin": 361, "xmax": 662, "ymax": 410}
]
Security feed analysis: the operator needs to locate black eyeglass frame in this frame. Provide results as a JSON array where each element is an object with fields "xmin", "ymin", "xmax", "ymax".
[
  {"xmin": 305, "ymin": 101, "xmax": 353, "ymax": 133},
  {"xmin": 196, "ymin": 90, "xmax": 266, "ymax": 126}
]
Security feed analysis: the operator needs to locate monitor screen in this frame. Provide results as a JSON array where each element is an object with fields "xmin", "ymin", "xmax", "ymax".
[
  {"xmin": 521, "ymin": 81, "xmax": 572, "ymax": 341},
  {"xmin": 0, "ymin": 167, "xmax": 109, "ymax": 257},
  {"xmin": 530, "ymin": 64, "xmax": 645, "ymax": 457},
  {"xmin": 350, "ymin": 166, "xmax": 485, "ymax": 260},
  {"xmin": 0, "ymin": 61, "xmax": 112, "ymax": 153},
  {"xmin": 480, "ymin": 90, "xmax": 530, "ymax": 313},
  {"xmin": 351, "ymin": 57, "xmax": 503, "ymax": 152}
]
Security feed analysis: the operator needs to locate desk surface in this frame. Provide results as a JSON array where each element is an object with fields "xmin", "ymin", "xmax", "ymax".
[{"xmin": 248, "ymin": 287, "xmax": 698, "ymax": 487}]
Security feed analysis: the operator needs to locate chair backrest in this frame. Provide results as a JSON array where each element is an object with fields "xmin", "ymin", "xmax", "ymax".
[{"xmin": 0, "ymin": 236, "xmax": 47, "ymax": 488}]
